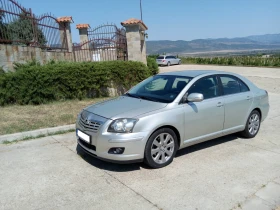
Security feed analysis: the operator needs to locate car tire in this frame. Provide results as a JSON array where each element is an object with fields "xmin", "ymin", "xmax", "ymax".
[
  {"xmin": 144, "ymin": 128, "xmax": 178, "ymax": 169},
  {"xmin": 167, "ymin": 62, "xmax": 171, "ymax": 67},
  {"xmin": 240, "ymin": 110, "xmax": 261, "ymax": 138},
  {"xmin": 178, "ymin": 60, "xmax": 181, "ymax": 65}
]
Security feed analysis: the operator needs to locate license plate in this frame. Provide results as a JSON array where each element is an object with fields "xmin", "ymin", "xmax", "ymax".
[{"xmin": 77, "ymin": 130, "xmax": 90, "ymax": 143}]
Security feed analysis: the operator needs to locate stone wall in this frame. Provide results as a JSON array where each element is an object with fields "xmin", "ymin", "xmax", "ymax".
[{"xmin": 0, "ymin": 44, "xmax": 74, "ymax": 71}]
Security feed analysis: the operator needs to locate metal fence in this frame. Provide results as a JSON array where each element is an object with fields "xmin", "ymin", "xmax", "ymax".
[
  {"xmin": 73, "ymin": 24, "xmax": 127, "ymax": 62},
  {"xmin": 0, "ymin": 0, "xmax": 68, "ymax": 51}
]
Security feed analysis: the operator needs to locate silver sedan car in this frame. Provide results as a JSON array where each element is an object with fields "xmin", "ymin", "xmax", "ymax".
[
  {"xmin": 76, "ymin": 70, "xmax": 269, "ymax": 168},
  {"xmin": 156, "ymin": 55, "xmax": 181, "ymax": 66}
]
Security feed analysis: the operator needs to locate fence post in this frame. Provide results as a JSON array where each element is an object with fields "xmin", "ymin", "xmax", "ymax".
[
  {"xmin": 57, "ymin": 16, "xmax": 74, "ymax": 52},
  {"xmin": 76, "ymin": 24, "xmax": 90, "ymax": 49},
  {"xmin": 121, "ymin": 18, "xmax": 148, "ymax": 65}
]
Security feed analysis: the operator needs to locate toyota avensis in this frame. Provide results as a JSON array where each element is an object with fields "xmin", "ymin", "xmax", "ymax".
[{"xmin": 76, "ymin": 70, "xmax": 269, "ymax": 168}]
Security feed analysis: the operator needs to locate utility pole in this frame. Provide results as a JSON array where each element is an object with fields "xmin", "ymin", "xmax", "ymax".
[{"xmin": 140, "ymin": 0, "xmax": 143, "ymax": 20}]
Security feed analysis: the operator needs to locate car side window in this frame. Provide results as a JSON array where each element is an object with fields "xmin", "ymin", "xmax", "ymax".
[
  {"xmin": 165, "ymin": 56, "xmax": 170, "ymax": 59},
  {"xmin": 220, "ymin": 76, "xmax": 240, "ymax": 95},
  {"xmin": 239, "ymin": 79, "xmax": 250, "ymax": 92},
  {"xmin": 187, "ymin": 76, "xmax": 219, "ymax": 100},
  {"xmin": 220, "ymin": 75, "xmax": 249, "ymax": 95}
]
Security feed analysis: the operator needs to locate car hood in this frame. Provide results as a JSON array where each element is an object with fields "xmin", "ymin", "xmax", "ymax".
[{"xmin": 85, "ymin": 96, "xmax": 167, "ymax": 119}]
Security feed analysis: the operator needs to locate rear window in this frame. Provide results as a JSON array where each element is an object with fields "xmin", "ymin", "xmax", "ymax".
[{"xmin": 157, "ymin": 56, "xmax": 164, "ymax": 59}]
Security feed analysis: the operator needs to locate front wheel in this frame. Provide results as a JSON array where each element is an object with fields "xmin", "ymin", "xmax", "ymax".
[
  {"xmin": 144, "ymin": 128, "xmax": 178, "ymax": 168},
  {"xmin": 178, "ymin": 60, "xmax": 181, "ymax": 65},
  {"xmin": 240, "ymin": 110, "xmax": 261, "ymax": 138}
]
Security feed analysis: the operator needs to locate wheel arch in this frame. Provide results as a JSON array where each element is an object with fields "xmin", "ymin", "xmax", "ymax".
[
  {"xmin": 252, "ymin": 107, "xmax": 262, "ymax": 121},
  {"xmin": 147, "ymin": 125, "xmax": 181, "ymax": 148}
]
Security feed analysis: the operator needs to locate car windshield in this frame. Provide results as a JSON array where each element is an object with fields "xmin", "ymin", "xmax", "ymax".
[
  {"xmin": 126, "ymin": 75, "xmax": 193, "ymax": 103},
  {"xmin": 157, "ymin": 56, "xmax": 164, "ymax": 59}
]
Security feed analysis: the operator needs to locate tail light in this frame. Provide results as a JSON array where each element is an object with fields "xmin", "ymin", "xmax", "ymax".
[{"xmin": 162, "ymin": 60, "xmax": 165, "ymax": 62}]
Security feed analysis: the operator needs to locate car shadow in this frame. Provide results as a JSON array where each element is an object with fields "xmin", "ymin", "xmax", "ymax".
[{"xmin": 76, "ymin": 134, "xmax": 239, "ymax": 172}]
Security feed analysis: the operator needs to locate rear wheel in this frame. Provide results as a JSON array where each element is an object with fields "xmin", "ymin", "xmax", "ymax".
[
  {"xmin": 167, "ymin": 62, "xmax": 171, "ymax": 67},
  {"xmin": 144, "ymin": 128, "xmax": 178, "ymax": 168},
  {"xmin": 240, "ymin": 110, "xmax": 261, "ymax": 138}
]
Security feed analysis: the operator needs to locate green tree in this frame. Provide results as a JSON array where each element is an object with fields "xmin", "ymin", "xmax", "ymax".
[
  {"xmin": 7, "ymin": 12, "xmax": 47, "ymax": 46},
  {"xmin": 0, "ymin": 10, "xmax": 11, "ymax": 43}
]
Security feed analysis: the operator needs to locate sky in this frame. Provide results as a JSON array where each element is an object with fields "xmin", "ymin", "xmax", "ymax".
[{"xmin": 15, "ymin": 0, "xmax": 280, "ymax": 42}]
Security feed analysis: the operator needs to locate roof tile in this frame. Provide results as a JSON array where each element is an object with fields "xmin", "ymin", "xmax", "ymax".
[
  {"xmin": 57, "ymin": 16, "xmax": 73, "ymax": 23},
  {"xmin": 121, "ymin": 18, "xmax": 148, "ymax": 30},
  {"xmin": 76, "ymin": 24, "xmax": 90, "ymax": 29}
]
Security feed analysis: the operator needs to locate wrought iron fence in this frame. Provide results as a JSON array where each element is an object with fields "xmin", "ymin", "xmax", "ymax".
[
  {"xmin": 73, "ymin": 24, "xmax": 127, "ymax": 62},
  {"xmin": 0, "ymin": 0, "xmax": 68, "ymax": 51}
]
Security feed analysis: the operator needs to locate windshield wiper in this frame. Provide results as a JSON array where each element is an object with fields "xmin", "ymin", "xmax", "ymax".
[
  {"xmin": 138, "ymin": 95, "xmax": 160, "ymax": 102},
  {"xmin": 125, "ymin": 93, "xmax": 162, "ymax": 102}
]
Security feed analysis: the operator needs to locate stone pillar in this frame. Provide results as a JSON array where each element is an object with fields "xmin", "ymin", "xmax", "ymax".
[
  {"xmin": 57, "ymin": 16, "xmax": 74, "ymax": 52},
  {"xmin": 121, "ymin": 18, "xmax": 148, "ymax": 65},
  {"xmin": 76, "ymin": 24, "xmax": 90, "ymax": 49}
]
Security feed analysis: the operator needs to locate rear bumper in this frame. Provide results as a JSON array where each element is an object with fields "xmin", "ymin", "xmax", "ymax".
[
  {"xmin": 261, "ymin": 103, "xmax": 269, "ymax": 122},
  {"xmin": 156, "ymin": 61, "xmax": 167, "ymax": 65}
]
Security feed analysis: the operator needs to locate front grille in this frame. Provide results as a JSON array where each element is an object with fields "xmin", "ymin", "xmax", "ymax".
[
  {"xmin": 79, "ymin": 118, "xmax": 101, "ymax": 132},
  {"xmin": 78, "ymin": 138, "xmax": 96, "ymax": 151},
  {"xmin": 79, "ymin": 111, "xmax": 101, "ymax": 133}
]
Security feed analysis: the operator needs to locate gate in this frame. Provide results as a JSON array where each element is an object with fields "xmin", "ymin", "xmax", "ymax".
[
  {"xmin": 0, "ymin": 0, "xmax": 68, "ymax": 51},
  {"xmin": 73, "ymin": 24, "xmax": 127, "ymax": 62}
]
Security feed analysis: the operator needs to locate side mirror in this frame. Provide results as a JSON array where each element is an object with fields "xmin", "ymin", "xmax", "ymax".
[{"xmin": 187, "ymin": 93, "xmax": 204, "ymax": 102}]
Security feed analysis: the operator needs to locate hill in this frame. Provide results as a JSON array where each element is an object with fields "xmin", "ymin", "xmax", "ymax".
[{"xmin": 146, "ymin": 34, "xmax": 280, "ymax": 55}]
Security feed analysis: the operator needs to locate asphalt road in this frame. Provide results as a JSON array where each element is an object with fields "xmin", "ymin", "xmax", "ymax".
[{"xmin": 1, "ymin": 65, "xmax": 280, "ymax": 210}]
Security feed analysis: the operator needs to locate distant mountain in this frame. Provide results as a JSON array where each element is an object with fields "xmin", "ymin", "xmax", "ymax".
[
  {"xmin": 246, "ymin": 34, "xmax": 280, "ymax": 44},
  {"xmin": 146, "ymin": 34, "xmax": 280, "ymax": 55}
]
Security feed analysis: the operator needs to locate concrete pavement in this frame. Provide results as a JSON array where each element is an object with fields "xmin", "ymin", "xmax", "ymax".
[{"xmin": 0, "ymin": 65, "xmax": 280, "ymax": 210}]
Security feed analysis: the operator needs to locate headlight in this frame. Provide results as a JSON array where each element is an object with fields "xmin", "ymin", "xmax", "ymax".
[{"xmin": 108, "ymin": 118, "xmax": 138, "ymax": 133}]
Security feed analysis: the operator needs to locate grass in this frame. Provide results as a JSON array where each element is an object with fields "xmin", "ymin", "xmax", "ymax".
[
  {"xmin": 2, "ymin": 129, "xmax": 76, "ymax": 144},
  {"xmin": 0, "ymin": 97, "xmax": 113, "ymax": 135}
]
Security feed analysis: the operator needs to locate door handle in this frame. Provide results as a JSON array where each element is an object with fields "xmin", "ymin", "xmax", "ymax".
[{"xmin": 216, "ymin": 102, "xmax": 223, "ymax": 107}]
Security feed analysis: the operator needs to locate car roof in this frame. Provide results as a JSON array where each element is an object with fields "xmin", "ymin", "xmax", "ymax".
[{"xmin": 159, "ymin": 70, "xmax": 229, "ymax": 77}]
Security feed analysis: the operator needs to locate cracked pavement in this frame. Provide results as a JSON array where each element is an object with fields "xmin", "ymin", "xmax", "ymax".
[{"xmin": 0, "ymin": 65, "xmax": 280, "ymax": 210}]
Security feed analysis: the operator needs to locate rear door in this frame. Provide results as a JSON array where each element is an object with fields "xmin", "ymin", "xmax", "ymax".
[
  {"xmin": 219, "ymin": 75, "xmax": 253, "ymax": 134},
  {"xmin": 165, "ymin": 56, "xmax": 171, "ymax": 64},
  {"xmin": 170, "ymin": 56, "xmax": 175, "ymax": 64}
]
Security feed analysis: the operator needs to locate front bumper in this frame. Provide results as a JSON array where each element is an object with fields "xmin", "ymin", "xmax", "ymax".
[
  {"xmin": 76, "ymin": 121, "xmax": 150, "ymax": 162},
  {"xmin": 77, "ymin": 143, "xmax": 143, "ymax": 164}
]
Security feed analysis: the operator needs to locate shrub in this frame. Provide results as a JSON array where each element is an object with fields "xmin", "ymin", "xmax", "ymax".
[
  {"xmin": 179, "ymin": 56, "xmax": 280, "ymax": 67},
  {"xmin": 147, "ymin": 57, "xmax": 159, "ymax": 75},
  {"xmin": 0, "ymin": 66, "xmax": 4, "ymax": 74},
  {"xmin": 0, "ymin": 60, "xmax": 150, "ymax": 105},
  {"xmin": 147, "ymin": 54, "xmax": 159, "ymax": 59},
  {"xmin": 13, "ymin": 59, "xmax": 41, "ymax": 71}
]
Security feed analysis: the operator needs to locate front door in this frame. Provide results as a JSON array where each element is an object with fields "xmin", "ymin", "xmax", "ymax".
[{"xmin": 183, "ymin": 75, "xmax": 225, "ymax": 144}]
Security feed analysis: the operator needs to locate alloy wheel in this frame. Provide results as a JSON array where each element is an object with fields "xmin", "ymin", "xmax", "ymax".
[
  {"xmin": 151, "ymin": 133, "xmax": 175, "ymax": 164},
  {"xmin": 248, "ymin": 113, "xmax": 260, "ymax": 135}
]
